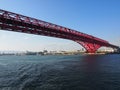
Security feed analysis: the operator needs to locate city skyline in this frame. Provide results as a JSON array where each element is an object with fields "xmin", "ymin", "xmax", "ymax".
[{"xmin": 0, "ymin": 0, "xmax": 120, "ymax": 51}]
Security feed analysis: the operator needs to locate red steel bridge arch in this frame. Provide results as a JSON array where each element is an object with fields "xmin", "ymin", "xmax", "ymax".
[{"xmin": 0, "ymin": 9, "xmax": 119, "ymax": 53}]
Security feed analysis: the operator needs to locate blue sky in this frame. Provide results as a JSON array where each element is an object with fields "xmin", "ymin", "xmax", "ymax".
[{"xmin": 0, "ymin": 0, "xmax": 120, "ymax": 51}]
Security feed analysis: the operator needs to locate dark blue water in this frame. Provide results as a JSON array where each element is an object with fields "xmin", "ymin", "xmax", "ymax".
[{"xmin": 0, "ymin": 54, "xmax": 120, "ymax": 90}]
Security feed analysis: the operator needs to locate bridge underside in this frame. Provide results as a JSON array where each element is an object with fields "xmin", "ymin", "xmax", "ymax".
[{"xmin": 76, "ymin": 41, "xmax": 101, "ymax": 53}]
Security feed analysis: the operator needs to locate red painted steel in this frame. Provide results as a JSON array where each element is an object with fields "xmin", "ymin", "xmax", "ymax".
[
  {"xmin": 0, "ymin": 9, "xmax": 119, "ymax": 53},
  {"xmin": 76, "ymin": 41, "xmax": 101, "ymax": 53}
]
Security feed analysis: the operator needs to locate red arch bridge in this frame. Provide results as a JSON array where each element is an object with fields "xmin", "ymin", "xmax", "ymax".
[{"xmin": 0, "ymin": 9, "xmax": 119, "ymax": 53}]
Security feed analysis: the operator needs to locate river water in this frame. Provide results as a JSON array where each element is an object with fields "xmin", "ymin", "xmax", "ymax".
[{"xmin": 0, "ymin": 54, "xmax": 120, "ymax": 90}]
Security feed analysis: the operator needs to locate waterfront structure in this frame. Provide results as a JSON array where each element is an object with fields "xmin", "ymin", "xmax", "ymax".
[{"xmin": 0, "ymin": 9, "xmax": 119, "ymax": 53}]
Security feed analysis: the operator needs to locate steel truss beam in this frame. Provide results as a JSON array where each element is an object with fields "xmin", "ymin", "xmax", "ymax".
[{"xmin": 0, "ymin": 9, "xmax": 119, "ymax": 53}]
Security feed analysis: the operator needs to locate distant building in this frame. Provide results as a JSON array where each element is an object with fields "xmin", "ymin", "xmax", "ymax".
[
  {"xmin": 25, "ymin": 51, "xmax": 37, "ymax": 55},
  {"xmin": 43, "ymin": 50, "xmax": 48, "ymax": 55}
]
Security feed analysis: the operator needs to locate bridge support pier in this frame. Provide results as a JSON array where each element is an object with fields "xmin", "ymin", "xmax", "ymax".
[{"xmin": 76, "ymin": 41, "xmax": 101, "ymax": 53}]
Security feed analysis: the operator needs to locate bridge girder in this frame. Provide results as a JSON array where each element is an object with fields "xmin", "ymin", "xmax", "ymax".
[{"xmin": 0, "ymin": 9, "xmax": 119, "ymax": 53}]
